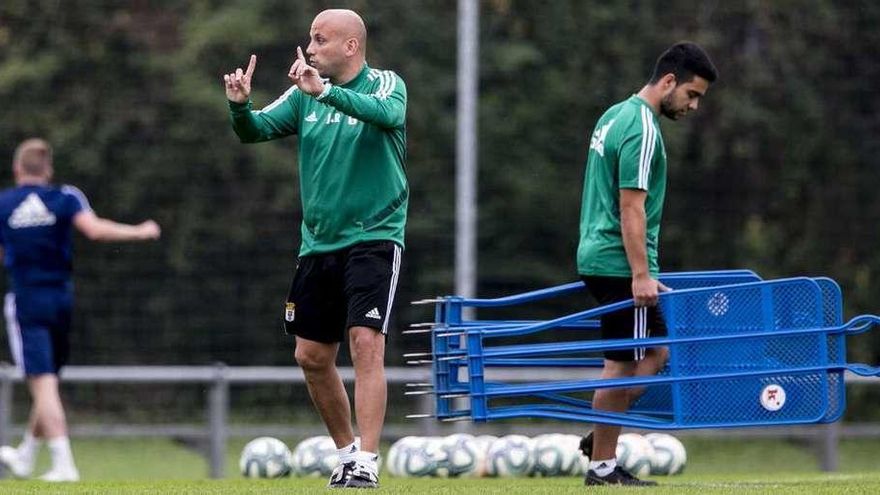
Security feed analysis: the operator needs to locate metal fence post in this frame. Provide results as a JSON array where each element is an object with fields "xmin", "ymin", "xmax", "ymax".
[
  {"xmin": 818, "ymin": 421, "xmax": 840, "ymax": 472},
  {"xmin": 208, "ymin": 362, "xmax": 229, "ymax": 479},
  {"xmin": 0, "ymin": 364, "xmax": 12, "ymax": 447},
  {"xmin": 0, "ymin": 363, "xmax": 13, "ymax": 479},
  {"xmin": 420, "ymin": 393, "xmax": 439, "ymax": 436}
]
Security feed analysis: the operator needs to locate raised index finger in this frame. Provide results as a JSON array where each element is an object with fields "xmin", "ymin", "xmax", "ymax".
[
  {"xmin": 296, "ymin": 46, "xmax": 306, "ymax": 62},
  {"xmin": 245, "ymin": 54, "xmax": 257, "ymax": 78}
]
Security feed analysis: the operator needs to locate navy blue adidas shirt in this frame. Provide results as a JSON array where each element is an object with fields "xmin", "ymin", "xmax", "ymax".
[{"xmin": 0, "ymin": 184, "xmax": 91, "ymax": 290}]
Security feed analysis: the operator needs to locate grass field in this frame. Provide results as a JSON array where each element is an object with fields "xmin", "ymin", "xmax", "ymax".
[
  {"xmin": 0, "ymin": 437, "xmax": 877, "ymax": 493},
  {"xmin": 0, "ymin": 473, "xmax": 879, "ymax": 494}
]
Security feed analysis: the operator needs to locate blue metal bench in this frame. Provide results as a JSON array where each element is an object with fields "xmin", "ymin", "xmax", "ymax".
[{"xmin": 409, "ymin": 271, "xmax": 879, "ymax": 430}]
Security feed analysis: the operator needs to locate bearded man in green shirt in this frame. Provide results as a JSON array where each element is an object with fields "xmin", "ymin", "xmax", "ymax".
[
  {"xmin": 577, "ymin": 42, "xmax": 717, "ymax": 486},
  {"xmin": 224, "ymin": 9, "xmax": 406, "ymax": 488}
]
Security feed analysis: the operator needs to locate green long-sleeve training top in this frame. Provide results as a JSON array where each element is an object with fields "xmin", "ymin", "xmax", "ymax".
[{"xmin": 229, "ymin": 63, "xmax": 408, "ymax": 256}]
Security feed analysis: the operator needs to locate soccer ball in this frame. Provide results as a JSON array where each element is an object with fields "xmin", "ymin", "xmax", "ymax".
[
  {"xmin": 435, "ymin": 434, "xmax": 483, "ymax": 478},
  {"xmin": 485, "ymin": 435, "xmax": 535, "ymax": 477},
  {"xmin": 385, "ymin": 436, "xmax": 419, "ymax": 477},
  {"xmin": 644, "ymin": 433, "xmax": 687, "ymax": 475},
  {"xmin": 239, "ymin": 436, "xmax": 293, "ymax": 478},
  {"xmin": 386, "ymin": 436, "xmax": 440, "ymax": 477},
  {"xmin": 616, "ymin": 433, "xmax": 654, "ymax": 478},
  {"xmin": 472, "ymin": 435, "xmax": 498, "ymax": 477},
  {"xmin": 473, "ymin": 434, "xmax": 498, "ymax": 455},
  {"xmin": 385, "ymin": 438, "xmax": 402, "ymax": 477},
  {"xmin": 560, "ymin": 434, "xmax": 590, "ymax": 475},
  {"xmin": 291, "ymin": 435, "xmax": 338, "ymax": 477},
  {"xmin": 531, "ymin": 434, "xmax": 581, "ymax": 477}
]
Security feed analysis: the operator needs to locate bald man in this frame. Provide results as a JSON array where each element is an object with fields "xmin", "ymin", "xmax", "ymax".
[{"xmin": 224, "ymin": 9, "xmax": 407, "ymax": 489}]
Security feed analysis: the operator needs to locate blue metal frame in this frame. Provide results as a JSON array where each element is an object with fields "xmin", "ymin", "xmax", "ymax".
[{"xmin": 422, "ymin": 270, "xmax": 879, "ymax": 429}]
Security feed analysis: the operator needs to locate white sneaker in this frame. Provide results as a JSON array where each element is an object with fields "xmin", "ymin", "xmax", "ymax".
[
  {"xmin": 344, "ymin": 460, "xmax": 379, "ymax": 488},
  {"xmin": 0, "ymin": 445, "xmax": 34, "ymax": 478},
  {"xmin": 38, "ymin": 467, "xmax": 80, "ymax": 482}
]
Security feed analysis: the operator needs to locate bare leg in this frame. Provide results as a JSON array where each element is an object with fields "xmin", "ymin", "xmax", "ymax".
[
  {"xmin": 24, "ymin": 374, "xmax": 80, "ymax": 480},
  {"xmin": 348, "ymin": 326, "xmax": 386, "ymax": 454},
  {"xmin": 589, "ymin": 346, "xmax": 669, "ymax": 462},
  {"xmin": 0, "ymin": 375, "xmax": 63, "ymax": 477},
  {"xmin": 626, "ymin": 346, "xmax": 669, "ymax": 404},
  {"xmin": 591, "ymin": 360, "xmax": 637, "ymax": 462},
  {"xmin": 294, "ymin": 337, "xmax": 355, "ymax": 448},
  {"xmin": 26, "ymin": 406, "xmax": 41, "ymax": 438},
  {"xmin": 27, "ymin": 375, "xmax": 68, "ymax": 439}
]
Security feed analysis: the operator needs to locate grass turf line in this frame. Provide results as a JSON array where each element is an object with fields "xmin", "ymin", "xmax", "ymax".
[{"xmin": 1, "ymin": 473, "xmax": 880, "ymax": 494}]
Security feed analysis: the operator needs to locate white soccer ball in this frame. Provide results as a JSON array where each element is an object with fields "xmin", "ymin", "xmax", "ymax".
[
  {"xmin": 435, "ymin": 433, "xmax": 483, "ymax": 478},
  {"xmin": 239, "ymin": 436, "xmax": 293, "ymax": 478},
  {"xmin": 385, "ymin": 438, "xmax": 403, "ymax": 477},
  {"xmin": 531, "ymin": 434, "xmax": 580, "ymax": 477},
  {"xmin": 386, "ymin": 436, "xmax": 422, "ymax": 477},
  {"xmin": 644, "ymin": 433, "xmax": 687, "ymax": 475},
  {"xmin": 485, "ymin": 435, "xmax": 535, "ymax": 477},
  {"xmin": 473, "ymin": 434, "xmax": 498, "ymax": 453},
  {"xmin": 560, "ymin": 434, "xmax": 591, "ymax": 475},
  {"xmin": 386, "ymin": 436, "xmax": 440, "ymax": 477},
  {"xmin": 472, "ymin": 435, "xmax": 498, "ymax": 477},
  {"xmin": 616, "ymin": 433, "xmax": 654, "ymax": 478},
  {"xmin": 560, "ymin": 434, "xmax": 588, "ymax": 476},
  {"xmin": 291, "ymin": 435, "xmax": 338, "ymax": 477}
]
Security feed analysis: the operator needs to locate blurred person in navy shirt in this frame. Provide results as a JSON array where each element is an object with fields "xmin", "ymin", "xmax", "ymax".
[{"xmin": 0, "ymin": 138, "xmax": 160, "ymax": 481}]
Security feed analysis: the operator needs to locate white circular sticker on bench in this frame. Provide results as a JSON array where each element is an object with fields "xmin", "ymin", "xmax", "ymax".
[
  {"xmin": 707, "ymin": 292, "xmax": 729, "ymax": 316},
  {"xmin": 760, "ymin": 384, "xmax": 786, "ymax": 411}
]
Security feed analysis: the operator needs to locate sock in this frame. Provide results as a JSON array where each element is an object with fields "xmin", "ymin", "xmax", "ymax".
[
  {"xmin": 590, "ymin": 458, "xmax": 617, "ymax": 477},
  {"xmin": 17, "ymin": 431, "xmax": 41, "ymax": 463},
  {"xmin": 353, "ymin": 450, "xmax": 379, "ymax": 474},
  {"xmin": 47, "ymin": 436, "xmax": 77, "ymax": 472},
  {"xmin": 337, "ymin": 441, "xmax": 358, "ymax": 465}
]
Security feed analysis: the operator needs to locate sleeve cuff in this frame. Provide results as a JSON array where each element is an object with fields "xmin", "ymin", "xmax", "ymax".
[
  {"xmin": 228, "ymin": 100, "xmax": 253, "ymax": 112},
  {"xmin": 315, "ymin": 82, "xmax": 333, "ymax": 101}
]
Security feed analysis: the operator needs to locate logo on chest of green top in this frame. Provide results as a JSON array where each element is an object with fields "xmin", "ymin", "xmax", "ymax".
[
  {"xmin": 304, "ymin": 110, "xmax": 359, "ymax": 126},
  {"xmin": 589, "ymin": 118, "xmax": 615, "ymax": 158}
]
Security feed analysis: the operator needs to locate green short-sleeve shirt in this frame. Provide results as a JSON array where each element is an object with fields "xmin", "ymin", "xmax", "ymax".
[{"xmin": 577, "ymin": 95, "xmax": 667, "ymax": 277}]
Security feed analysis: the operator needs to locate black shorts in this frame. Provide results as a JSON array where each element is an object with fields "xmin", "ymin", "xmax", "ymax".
[
  {"xmin": 581, "ymin": 275, "xmax": 668, "ymax": 362},
  {"xmin": 283, "ymin": 241, "xmax": 403, "ymax": 343}
]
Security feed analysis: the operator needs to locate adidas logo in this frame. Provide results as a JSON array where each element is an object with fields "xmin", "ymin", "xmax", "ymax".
[
  {"xmin": 365, "ymin": 307, "xmax": 382, "ymax": 320},
  {"xmin": 305, "ymin": 111, "xmax": 318, "ymax": 122},
  {"xmin": 9, "ymin": 193, "xmax": 56, "ymax": 229}
]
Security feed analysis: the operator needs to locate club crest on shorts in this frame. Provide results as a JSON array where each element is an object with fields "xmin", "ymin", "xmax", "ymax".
[{"xmin": 285, "ymin": 302, "xmax": 296, "ymax": 322}]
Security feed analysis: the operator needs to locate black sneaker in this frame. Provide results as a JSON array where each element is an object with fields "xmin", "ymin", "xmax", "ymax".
[
  {"xmin": 578, "ymin": 431, "xmax": 594, "ymax": 459},
  {"xmin": 585, "ymin": 465, "xmax": 658, "ymax": 486},
  {"xmin": 344, "ymin": 461, "xmax": 379, "ymax": 488},
  {"xmin": 327, "ymin": 461, "xmax": 355, "ymax": 488}
]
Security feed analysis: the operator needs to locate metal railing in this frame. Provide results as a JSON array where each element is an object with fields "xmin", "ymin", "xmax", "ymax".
[{"xmin": 0, "ymin": 364, "xmax": 875, "ymax": 478}]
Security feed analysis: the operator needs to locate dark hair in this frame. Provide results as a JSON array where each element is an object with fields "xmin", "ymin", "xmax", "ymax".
[{"xmin": 648, "ymin": 42, "xmax": 718, "ymax": 85}]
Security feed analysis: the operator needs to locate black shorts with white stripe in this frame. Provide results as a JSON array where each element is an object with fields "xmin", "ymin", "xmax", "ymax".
[
  {"xmin": 581, "ymin": 275, "xmax": 668, "ymax": 362},
  {"xmin": 283, "ymin": 241, "xmax": 402, "ymax": 343}
]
